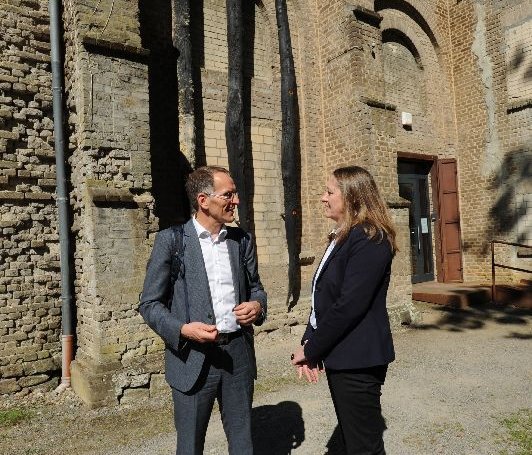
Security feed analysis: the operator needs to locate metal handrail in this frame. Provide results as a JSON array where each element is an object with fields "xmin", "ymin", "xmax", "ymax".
[{"xmin": 491, "ymin": 240, "xmax": 532, "ymax": 303}]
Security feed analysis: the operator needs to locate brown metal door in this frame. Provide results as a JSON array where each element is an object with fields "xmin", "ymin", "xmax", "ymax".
[{"xmin": 437, "ymin": 159, "xmax": 463, "ymax": 282}]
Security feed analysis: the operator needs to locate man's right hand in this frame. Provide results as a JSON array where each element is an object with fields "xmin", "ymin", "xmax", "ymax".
[{"xmin": 181, "ymin": 322, "xmax": 218, "ymax": 343}]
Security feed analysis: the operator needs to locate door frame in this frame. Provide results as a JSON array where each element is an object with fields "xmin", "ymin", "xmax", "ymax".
[{"xmin": 397, "ymin": 151, "xmax": 449, "ymax": 283}]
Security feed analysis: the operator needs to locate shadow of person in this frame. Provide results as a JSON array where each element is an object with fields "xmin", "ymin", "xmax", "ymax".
[{"xmin": 252, "ymin": 401, "xmax": 304, "ymax": 454}]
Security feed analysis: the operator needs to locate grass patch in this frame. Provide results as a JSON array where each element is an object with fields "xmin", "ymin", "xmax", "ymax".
[
  {"xmin": 497, "ymin": 408, "xmax": 532, "ymax": 455},
  {"xmin": 434, "ymin": 421, "xmax": 465, "ymax": 435},
  {"xmin": 0, "ymin": 408, "xmax": 33, "ymax": 428},
  {"xmin": 402, "ymin": 419, "xmax": 466, "ymax": 450}
]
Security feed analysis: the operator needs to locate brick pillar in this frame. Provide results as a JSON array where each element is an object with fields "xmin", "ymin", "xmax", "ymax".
[{"xmin": 63, "ymin": 0, "xmax": 163, "ymax": 406}]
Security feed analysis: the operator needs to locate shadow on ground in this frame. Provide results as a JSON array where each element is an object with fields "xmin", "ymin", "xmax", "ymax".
[
  {"xmin": 252, "ymin": 401, "xmax": 305, "ymax": 454},
  {"xmin": 412, "ymin": 303, "xmax": 531, "ymax": 337}
]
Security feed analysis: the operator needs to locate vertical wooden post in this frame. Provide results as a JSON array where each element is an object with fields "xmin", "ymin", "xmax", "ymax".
[
  {"xmin": 172, "ymin": 0, "xmax": 196, "ymax": 167},
  {"xmin": 225, "ymin": 0, "xmax": 249, "ymax": 230},
  {"xmin": 275, "ymin": 0, "xmax": 301, "ymax": 306}
]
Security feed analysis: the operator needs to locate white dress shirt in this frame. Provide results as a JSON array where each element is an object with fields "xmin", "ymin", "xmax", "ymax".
[
  {"xmin": 193, "ymin": 217, "xmax": 239, "ymax": 333},
  {"xmin": 310, "ymin": 239, "xmax": 337, "ymax": 329}
]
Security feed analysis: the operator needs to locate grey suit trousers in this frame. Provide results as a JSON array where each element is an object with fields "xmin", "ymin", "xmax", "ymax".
[{"xmin": 172, "ymin": 334, "xmax": 254, "ymax": 455}]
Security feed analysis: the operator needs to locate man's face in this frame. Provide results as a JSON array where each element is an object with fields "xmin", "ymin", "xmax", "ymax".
[{"xmin": 200, "ymin": 172, "xmax": 239, "ymax": 225}]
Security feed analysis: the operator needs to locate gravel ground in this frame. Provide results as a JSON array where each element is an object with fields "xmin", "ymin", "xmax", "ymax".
[{"xmin": 1, "ymin": 302, "xmax": 531, "ymax": 455}]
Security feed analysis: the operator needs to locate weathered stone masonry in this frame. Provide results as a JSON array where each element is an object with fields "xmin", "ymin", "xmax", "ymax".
[
  {"xmin": 1, "ymin": 0, "xmax": 530, "ymax": 403},
  {"xmin": 0, "ymin": 0, "xmax": 61, "ymax": 395}
]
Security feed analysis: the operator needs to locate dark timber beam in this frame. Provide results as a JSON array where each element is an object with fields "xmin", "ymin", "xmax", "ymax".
[
  {"xmin": 275, "ymin": 0, "xmax": 301, "ymax": 307},
  {"xmin": 172, "ymin": 0, "xmax": 196, "ymax": 166},
  {"xmin": 225, "ymin": 0, "xmax": 250, "ymax": 230}
]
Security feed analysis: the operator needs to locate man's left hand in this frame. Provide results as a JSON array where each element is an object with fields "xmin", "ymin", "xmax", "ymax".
[{"xmin": 233, "ymin": 301, "xmax": 262, "ymax": 326}]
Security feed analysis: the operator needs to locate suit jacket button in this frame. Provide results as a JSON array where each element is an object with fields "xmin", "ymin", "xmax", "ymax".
[{"xmin": 207, "ymin": 313, "xmax": 213, "ymax": 319}]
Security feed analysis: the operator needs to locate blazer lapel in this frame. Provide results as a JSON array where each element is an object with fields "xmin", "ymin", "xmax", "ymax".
[
  {"xmin": 314, "ymin": 240, "xmax": 344, "ymax": 284},
  {"xmin": 183, "ymin": 219, "xmax": 213, "ymax": 312}
]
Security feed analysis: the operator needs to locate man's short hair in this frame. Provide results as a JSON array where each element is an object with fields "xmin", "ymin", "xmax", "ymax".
[{"xmin": 185, "ymin": 166, "xmax": 231, "ymax": 211}]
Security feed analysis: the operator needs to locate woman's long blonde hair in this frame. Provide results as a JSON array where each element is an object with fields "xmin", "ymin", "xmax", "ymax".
[{"xmin": 333, "ymin": 166, "xmax": 398, "ymax": 255}]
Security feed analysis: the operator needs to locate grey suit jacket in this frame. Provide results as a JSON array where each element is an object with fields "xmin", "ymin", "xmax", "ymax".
[{"xmin": 139, "ymin": 218, "xmax": 267, "ymax": 392}]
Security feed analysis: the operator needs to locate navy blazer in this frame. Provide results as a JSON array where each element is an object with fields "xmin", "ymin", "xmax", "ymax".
[
  {"xmin": 139, "ymin": 219, "xmax": 267, "ymax": 392},
  {"xmin": 303, "ymin": 225, "xmax": 395, "ymax": 370}
]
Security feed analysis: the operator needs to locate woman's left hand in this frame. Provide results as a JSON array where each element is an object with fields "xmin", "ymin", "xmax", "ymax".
[
  {"xmin": 297, "ymin": 363, "xmax": 321, "ymax": 383},
  {"xmin": 291, "ymin": 346, "xmax": 321, "ymax": 383},
  {"xmin": 291, "ymin": 346, "xmax": 306, "ymax": 365}
]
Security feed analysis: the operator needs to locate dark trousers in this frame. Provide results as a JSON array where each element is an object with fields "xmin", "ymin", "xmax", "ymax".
[
  {"xmin": 326, "ymin": 365, "xmax": 387, "ymax": 455},
  {"xmin": 172, "ymin": 335, "xmax": 254, "ymax": 455}
]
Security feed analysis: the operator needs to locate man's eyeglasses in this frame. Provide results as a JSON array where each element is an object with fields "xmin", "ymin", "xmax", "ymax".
[{"xmin": 207, "ymin": 191, "xmax": 239, "ymax": 201}]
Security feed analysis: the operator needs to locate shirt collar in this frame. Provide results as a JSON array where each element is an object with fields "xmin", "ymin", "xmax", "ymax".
[
  {"xmin": 328, "ymin": 228, "xmax": 338, "ymax": 243},
  {"xmin": 192, "ymin": 216, "xmax": 227, "ymax": 241}
]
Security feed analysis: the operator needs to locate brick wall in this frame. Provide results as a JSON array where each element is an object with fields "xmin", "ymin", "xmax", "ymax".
[
  {"xmin": 502, "ymin": 3, "xmax": 532, "ymax": 263},
  {"xmin": 2, "ymin": 0, "xmax": 529, "ymax": 402},
  {"xmin": 0, "ymin": 0, "xmax": 63, "ymax": 395},
  {"xmin": 450, "ymin": 0, "xmax": 531, "ymax": 281},
  {"xmin": 72, "ymin": 0, "xmax": 141, "ymax": 49},
  {"xmin": 62, "ymin": 0, "xmax": 166, "ymax": 405}
]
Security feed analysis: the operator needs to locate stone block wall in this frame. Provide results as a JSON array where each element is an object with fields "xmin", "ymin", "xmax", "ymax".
[
  {"xmin": 0, "ymin": 0, "xmax": 63, "ymax": 395},
  {"xmin": 67, "ymin": 49, "xmax": 153, "ymax": 374},
  {"xmin": 72, "ymin": 0, "xmax": 142, "ymax": 49},
  {"xmin": 388, "ymin": 204, "xmax": 418, "ymax": 325},
  {"xmin": 62, "ymin": 0, "xmax": 159, "ymax": 406}
]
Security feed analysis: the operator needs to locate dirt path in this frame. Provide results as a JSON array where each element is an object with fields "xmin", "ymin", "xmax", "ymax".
[{"xmin": 2, "ymin": 302, "xmax": 531, "ymax": 455}]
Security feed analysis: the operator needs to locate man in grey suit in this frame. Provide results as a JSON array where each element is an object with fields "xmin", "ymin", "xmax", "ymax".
[{"xmin": 139, "ymin": 165, "xmax": 267, "ymax": 455}]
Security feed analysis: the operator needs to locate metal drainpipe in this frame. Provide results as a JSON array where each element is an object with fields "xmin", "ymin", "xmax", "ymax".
[{"xmin": 49, "ymin": 0, "xmax": 74, "ymax": 389}]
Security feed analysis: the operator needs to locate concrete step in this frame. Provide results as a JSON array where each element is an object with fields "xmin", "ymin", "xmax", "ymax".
[
  {"xmin": 412, "ymin": 283, "xmax": 491, "ymax": 308},
  {"xmin": 493, "ymin": 283, "xmax": 532, "ymax": 309},
  {"xmin": 412, "ymin": 282, "xmax": 531, "ymax": 309}
]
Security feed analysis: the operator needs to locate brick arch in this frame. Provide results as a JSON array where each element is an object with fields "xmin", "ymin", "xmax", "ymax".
[
  {"xmin": 383, "ymin": 37, "xmax": 426, "ymax": 116},
  {"xmin": 250, "ymin": 0, "xmax": 280, "ymax": 80},
  {"xmin": 382, "ymin": 28, "xmax": 423, "ymax": 69},
  {"xmin": 374, "ymin": 0, "xmax": 440, "ymax": 53},
  {"xmin": 380, "ymin": 10, "xmax": 442, "ymax": 72}
]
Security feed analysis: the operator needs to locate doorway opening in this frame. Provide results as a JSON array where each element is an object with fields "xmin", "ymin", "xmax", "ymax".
[{"xmin": 398, "ymin": 159, "xmax": 435, "ymax": 283}]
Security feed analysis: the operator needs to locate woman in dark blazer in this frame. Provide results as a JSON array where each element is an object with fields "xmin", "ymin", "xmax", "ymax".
[{"xmin": 291, "ymin": 165, "xmax": 398, "ymax": 455}]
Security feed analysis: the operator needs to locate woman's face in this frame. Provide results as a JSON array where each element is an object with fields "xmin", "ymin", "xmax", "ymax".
[{"xmin": 321, "ymin": 175, "xmax": 345, "ymax": 223}]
